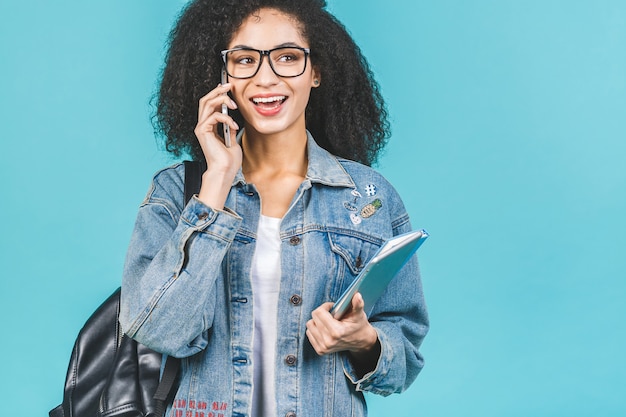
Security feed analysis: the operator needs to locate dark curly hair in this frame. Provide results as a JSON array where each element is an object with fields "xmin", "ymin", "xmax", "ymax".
[{"xmin": 154, "ymin": 0, "xmax": 390, "ymax": 166}]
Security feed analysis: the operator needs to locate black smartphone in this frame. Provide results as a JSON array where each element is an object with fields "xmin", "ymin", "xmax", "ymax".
[{"xmin": 221, "ymin": 68, "xmax": 231, "ymax": 147}]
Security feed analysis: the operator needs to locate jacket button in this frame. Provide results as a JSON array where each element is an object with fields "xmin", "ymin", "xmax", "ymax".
[
  {"xmin": 290, "ymin": 294, "xmax": 302, "ymax": 305},
  {"xmin": 285, "ymin": 354, "xmax": 297, "ymax": 366},
  {"xmin": 289, "ymin": 236, "xmax": 301, "ymax": 245},
  {"xmin": 286, "ymin": 413, "xmax": 296, "ymax": 417}
]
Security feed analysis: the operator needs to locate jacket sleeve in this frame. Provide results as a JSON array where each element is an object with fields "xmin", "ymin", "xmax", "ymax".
[
  {"xmin": 119, "ymin": 165, "xmax": 242, "ymax": 358},
  {"xmin": 342, "ymin": 215, "xmax": 429, "ymax": 396}
]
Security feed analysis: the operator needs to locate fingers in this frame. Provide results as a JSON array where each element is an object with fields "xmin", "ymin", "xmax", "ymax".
[
  {"xmin": 305, "ymin": 296, "xmax": 371, "ymax": 356},
  {"xmin": 350, "ymin": 292, "xmax": 365, "ymax": 316},
  {"xmin": 306, "ymin": 306, "xmax": 338, "ymax": 355},
  {"xmin": 194, "ymin": 111, "xmax": 239, "ymax": 138},
  {"xmin": 195, "ymin": 84, "xmax": 239, "ymax": 146},
  {"xmin": 197, "ymin": 83, "xmax": 237, "ymax": 121}
]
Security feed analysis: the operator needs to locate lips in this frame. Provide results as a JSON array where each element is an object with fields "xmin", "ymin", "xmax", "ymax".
[{"xmin": 250, "ymin": 95, "xmax": 287, "ymax": 116}]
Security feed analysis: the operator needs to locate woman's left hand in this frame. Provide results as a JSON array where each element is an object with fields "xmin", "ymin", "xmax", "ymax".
[{"xmin": 305, "ymin": 293, "xmax": 379, "ymax": 357}]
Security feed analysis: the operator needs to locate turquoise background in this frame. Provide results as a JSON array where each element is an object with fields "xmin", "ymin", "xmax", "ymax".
[{"xmin": 1, "ymin": 1, "xmax": 625, "ymax": 415}]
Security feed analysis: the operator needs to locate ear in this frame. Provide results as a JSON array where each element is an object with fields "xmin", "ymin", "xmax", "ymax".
[{"xmin": 311, "ymin": 67, "xmax": 321, "ymax": 88}]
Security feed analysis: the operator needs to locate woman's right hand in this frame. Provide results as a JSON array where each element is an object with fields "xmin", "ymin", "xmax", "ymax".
[{"xmin": 194, "ymin": 83, "xmax": 242, "ymax": 210}]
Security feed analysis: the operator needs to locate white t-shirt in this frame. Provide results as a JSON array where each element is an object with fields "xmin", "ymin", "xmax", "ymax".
[{"xmin": 250, "ymin": 215, "xmax": 282, "ymax": 417}]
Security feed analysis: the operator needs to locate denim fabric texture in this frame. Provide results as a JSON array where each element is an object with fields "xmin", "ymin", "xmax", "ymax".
[{"xmin": 119, "ymin": 132, "xmax": 429, "ymax": 417}]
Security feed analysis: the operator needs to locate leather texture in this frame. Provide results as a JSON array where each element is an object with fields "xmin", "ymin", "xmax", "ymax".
[
  {"xmin": 99, "ymin": 332, "xmax": 163, "ymax": 417},
  {"xmin": 49, "ymin": 289, "xmax": 166, "ymax": 417}
]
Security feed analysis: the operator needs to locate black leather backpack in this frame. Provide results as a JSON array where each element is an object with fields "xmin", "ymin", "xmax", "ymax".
[{"xmin": 49, "ymin": 161, "xmax": 204, "ymax": 417}]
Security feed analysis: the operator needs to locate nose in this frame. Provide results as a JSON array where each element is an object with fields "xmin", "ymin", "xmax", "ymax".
[{"xmin": 253, "ymin": 53, "xmax": 280, "ymax": 85}]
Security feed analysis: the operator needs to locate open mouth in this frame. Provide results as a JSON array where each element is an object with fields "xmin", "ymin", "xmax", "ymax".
[{"xmin": 251, "ymin": 95, "xmax": 287, "ymax": 109}]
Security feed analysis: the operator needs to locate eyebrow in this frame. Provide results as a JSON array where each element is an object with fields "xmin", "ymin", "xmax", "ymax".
[{"xmin": 228, "ymin": 42, "xmax": 305, "ymax": 50}]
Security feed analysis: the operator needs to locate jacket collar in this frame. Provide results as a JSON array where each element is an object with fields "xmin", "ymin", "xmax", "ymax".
[{"xmin": 232, "ymin": 130, "xmax": 355, "ymax": 188}]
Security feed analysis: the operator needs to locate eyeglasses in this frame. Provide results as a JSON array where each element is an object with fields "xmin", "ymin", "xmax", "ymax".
[{"xmin": 220, "ymin": 46, "xmax": 311, "ymax": 79}]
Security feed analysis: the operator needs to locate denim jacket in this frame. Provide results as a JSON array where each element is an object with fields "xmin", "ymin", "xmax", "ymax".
[{"xmin": 120, "ymin": 133, "xmax": 428, "ymax": 417}]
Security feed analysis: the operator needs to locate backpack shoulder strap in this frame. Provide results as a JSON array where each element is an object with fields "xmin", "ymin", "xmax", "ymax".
[
  {"xmin": 183, "ymin": 160, "xmax": 205, "ymax": 204},
  {"xmin": 153, "ymin": 356, "xmax": 182, "ymax": 416}
]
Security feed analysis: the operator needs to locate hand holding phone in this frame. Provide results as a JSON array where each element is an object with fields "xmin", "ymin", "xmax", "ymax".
[{"xmin": 221, "ymin": 68, "xmax": 231, "ymax": 147}]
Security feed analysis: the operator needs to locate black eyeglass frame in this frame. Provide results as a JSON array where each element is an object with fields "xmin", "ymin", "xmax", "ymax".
[{"xmin": 220, "ymin": 46, "xmax": 311, "ymax": 79}]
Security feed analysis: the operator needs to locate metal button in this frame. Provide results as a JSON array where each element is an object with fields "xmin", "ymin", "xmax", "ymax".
[
  {"xmin": 198, "ymin": 212, "xmax": 208, "ymax": 220},
  {"xmin": 289, "ymin": 236, "xmax": 301, "ymax": 245},
  {"xmin": 285, "ymin": 354, "xmax": 297, "ymax": 366},
  {"xmin": 290, "ymin": 294, "xmax": 302, "ymax": 306},
  {"xmin": 286, "ymin": 413, "xmax": 296, "ymax": 417}
]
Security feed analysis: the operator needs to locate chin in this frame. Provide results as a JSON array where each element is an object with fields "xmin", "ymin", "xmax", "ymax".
[{"xmin": 248, "ymin": 118, "xmax": 304, "ymax": 137}]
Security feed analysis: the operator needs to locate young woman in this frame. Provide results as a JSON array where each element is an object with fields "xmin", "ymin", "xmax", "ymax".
[{"xmin": 119, "ymin": 1, "xmax": 428, "ymax": 416}]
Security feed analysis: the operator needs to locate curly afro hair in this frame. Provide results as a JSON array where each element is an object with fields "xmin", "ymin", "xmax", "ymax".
[{"xmin": 154, "ymin": 0, "xmax": 390, "ymax": 166}]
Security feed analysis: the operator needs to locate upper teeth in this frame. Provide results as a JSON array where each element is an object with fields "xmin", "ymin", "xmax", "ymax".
[{"xmin": 253, "ymin": 96, "xmax": 285, "ymax": 104}]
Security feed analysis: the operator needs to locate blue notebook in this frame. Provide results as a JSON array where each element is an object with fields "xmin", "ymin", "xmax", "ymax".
[{"xmin": 330, "ymin": 229, "xmax": 429, "ymax": 319}]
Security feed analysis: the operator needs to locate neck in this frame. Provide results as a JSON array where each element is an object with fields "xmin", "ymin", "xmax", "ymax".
[{"xmin": 241, "ymin": 128, "xmax": 308, "ymax": 178}]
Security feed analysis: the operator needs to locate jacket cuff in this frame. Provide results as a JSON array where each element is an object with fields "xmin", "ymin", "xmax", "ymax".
[
  {"xmin": 342, "ymin": 327, "xmax": 394, "ymax": 396},
  {"xmin": 180, "ymin": 195, "xmax": 241, "ymax": 234}
]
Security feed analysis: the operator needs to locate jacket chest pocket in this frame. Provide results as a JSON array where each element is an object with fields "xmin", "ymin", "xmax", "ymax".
[{"xmin": 327, "ymin": 232, "xmax": 382, "ymax": 300}]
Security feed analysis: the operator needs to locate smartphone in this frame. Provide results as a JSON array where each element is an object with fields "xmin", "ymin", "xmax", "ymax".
[{"xmin": 221, "ymin": 68, "xmax": 231, "ymax": 147}]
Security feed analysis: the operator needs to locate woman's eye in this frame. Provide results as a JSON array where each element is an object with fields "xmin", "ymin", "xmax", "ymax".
[
  {"xmin": 276, "ymin": 53, "xmax": 299, "ymax": 64},
  {"xmin": 236, "ymin": 56, "xmax": 256, "ymax": 65},
  {"xmin": 229, "ymin": 52, "xmax": 257, "ymax": 66}
]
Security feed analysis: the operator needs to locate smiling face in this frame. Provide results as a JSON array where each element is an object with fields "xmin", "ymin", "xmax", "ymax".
[{"xmin": 227, "ymin": 8, "xmax": 319, "ymax": 140}]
